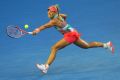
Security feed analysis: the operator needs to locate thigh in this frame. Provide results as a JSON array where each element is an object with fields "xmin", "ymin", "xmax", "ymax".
[
  {"xmin": 53, "ymin": 38, "xmax": 70, "ymax": 50},
  {"xmin": 74, "ymin": 38, "xmax": 89, "ymax": 48}
]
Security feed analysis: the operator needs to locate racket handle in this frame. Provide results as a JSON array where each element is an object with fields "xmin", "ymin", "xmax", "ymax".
[{"xmin": 28, "ymin": 32, "xmax": 33, "ymax": 35}]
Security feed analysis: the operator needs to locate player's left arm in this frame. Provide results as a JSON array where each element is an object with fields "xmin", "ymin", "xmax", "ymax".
[
  {"xmin": 59, "ymin": 14, "xmax": 67, "ymax": 20},
  {"xmin": 32, "ymin": 20, "xmax": 56, "ymax": 35}
]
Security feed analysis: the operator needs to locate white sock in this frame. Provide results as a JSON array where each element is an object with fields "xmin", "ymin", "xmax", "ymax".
[
  {"xmin": 103, "ymin": 43, "xmax": 108, "ymax": 48},
  {"xmin": 45, "ymin": 64, "xmax": 49, "ymax": 69}
]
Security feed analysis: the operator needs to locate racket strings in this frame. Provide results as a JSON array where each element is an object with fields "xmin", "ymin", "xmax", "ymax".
[{"xmin": 7, "ymin": 26, "xmax": 23, "ymax": 38}]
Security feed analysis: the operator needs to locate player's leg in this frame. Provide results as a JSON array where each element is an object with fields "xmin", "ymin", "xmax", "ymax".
[
  {"xmin": 36, "ymin": 38, "xmax": 70, "ymax": 73},
  {"xmin": 74, "ymin": 38, "xmax": 114, "ymax": 53},
  {"xmin": 46, "ymin": 38, "xmax": 70, "ymax": 65},
  {"xmin": 74, "ymin": 38, "xmax": 103, "ymax": 49}
]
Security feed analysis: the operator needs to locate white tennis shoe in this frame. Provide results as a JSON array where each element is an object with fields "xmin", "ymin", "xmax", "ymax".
[
  {"xmin": 104, "ymin": 41, "xmax": 114, "ymax": 53},
  {"xmin": 36, "ymin": 64, "xmax": 49, "ymax": 74}
]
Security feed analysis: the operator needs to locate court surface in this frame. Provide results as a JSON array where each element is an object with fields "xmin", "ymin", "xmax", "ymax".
[{"xmin": 0, "ymin": 0, "xmax": 120, "ymax": 80}]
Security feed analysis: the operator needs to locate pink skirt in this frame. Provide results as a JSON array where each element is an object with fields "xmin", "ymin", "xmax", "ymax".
[{"xmin": 64, "ymin": 30, "xmax": 81, "ymax": 43}]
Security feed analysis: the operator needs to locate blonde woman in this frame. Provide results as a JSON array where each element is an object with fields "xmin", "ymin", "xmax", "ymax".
[{"xmin": 32, "ymin": 5, "xmax": 114, "ymax": 73}]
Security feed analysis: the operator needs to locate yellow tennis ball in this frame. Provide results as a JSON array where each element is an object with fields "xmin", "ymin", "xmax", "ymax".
[{"xmin": 24, "ymin": 24, "xmax": 29, "ymax": 29}]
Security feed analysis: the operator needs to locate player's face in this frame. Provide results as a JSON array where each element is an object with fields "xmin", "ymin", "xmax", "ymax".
[{"xmin": 48, "ymin": 10, "xmax": 56, "ymax": 19}]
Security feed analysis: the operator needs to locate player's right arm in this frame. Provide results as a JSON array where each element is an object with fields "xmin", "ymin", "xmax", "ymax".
[{"xmin": 32, "ymin": 20, "xmax": 56, "ymax": 35}]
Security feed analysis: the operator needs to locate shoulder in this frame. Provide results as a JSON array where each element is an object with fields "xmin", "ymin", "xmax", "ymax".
[{"xmin": 59, "ymin": 14, "xmax": 67, "ymax": 20}]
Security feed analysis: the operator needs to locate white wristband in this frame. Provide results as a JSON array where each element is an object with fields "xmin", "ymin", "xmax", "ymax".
[{"xmin": 28, "ymin": 32, "xmax": 33, "ymax": 34}]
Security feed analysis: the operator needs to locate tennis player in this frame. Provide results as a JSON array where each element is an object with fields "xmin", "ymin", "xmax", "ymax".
[{"xmin": 32, "ymin": 5, "xmax": 114, "ymax": 73}]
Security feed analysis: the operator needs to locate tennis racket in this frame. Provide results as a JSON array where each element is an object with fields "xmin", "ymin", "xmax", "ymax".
[{"xmin": 6, "ymin": 25, "xmax": 33, "ymax": 38}]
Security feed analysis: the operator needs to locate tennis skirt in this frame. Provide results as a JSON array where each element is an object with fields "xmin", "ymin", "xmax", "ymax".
[{"xmin": 64, "ymin": 30, "xmax": 80, "ymax": 43}]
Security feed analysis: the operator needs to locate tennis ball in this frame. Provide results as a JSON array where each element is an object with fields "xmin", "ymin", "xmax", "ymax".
[{"xmin": 24, "ymin": 24, "xmax": 29, "ymax": 29}]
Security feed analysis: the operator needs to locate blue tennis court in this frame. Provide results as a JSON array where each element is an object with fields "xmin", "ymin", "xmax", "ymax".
[{"xmin": 0, "ymin": 0, "xmax": 120, "ymax": 80}]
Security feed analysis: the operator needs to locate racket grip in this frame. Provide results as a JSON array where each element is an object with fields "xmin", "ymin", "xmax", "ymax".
[{"xmin": 28, "ymin": 32, "xmax": 33, "ymax": 35}]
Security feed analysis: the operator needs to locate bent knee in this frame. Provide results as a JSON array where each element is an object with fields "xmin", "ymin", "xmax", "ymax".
[{"xmin": 51, "ymin": 46, "xmax": 59, "ymax": 51}]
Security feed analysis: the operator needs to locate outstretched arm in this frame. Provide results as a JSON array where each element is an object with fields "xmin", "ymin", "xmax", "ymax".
[{"xmin": 32, "ymin": 20, "xmax": 56, "ymax": 35}]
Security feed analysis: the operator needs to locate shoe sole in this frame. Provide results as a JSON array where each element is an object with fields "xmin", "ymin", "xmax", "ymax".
[{"xmin": 109, "ymin": 41, "xmax": 114, "ymax": 54}]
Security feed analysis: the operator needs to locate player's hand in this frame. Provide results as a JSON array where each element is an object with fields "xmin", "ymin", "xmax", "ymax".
[
  {"xmin": 32, "ymin": 28, "xmax": 40, "ymax": 36},
  {"xmin": 32, "ymin": 31, "xmax": 37, "ymax": 35}
]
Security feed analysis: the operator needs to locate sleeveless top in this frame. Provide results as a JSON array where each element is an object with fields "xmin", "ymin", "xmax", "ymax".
[{"xmin": 53, "ymin": 14, "xmax": 75, "ymax": 34}]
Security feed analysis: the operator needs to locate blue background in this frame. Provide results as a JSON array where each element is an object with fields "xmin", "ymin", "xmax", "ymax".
[{"xmin": 0, "ymin": 0, "xmax": 120, "ymax": 80}]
